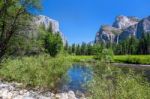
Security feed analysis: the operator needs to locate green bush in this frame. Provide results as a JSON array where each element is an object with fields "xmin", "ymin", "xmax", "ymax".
[
  {"xmin": 94, "ymin": 49, "xmax": 114, "ymax": 62},
  {"xmin": 0, "ymin": 55, "xmax": 71, "ymax": 89},
  {"xmin": 44, "ymin": 32, "xmax": 63, "ymax": 57}
]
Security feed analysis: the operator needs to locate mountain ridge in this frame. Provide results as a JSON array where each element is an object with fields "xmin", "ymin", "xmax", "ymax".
[{"xmin": 95, "ymin": 15, "xmax": 150, "ymax": 43}]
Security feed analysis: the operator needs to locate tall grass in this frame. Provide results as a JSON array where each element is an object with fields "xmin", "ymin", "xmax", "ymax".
[
  {"xmin": 66, "ymin": 55, "xmax": 94, "ymax": 62},
  {"xmin": 0, "ymin": 55, "xmax": 72, "ymax": 89},
  {"xmin": 88, "ymin": 62, "xmax": 150, "ymax": 99},
  {"xmin": 66, "ymin": 55, "xmax": 150, "ymax": 64},
  {"xmin": 0, "ymin": 55, "xmax": 150, "ymax": 98},
  {"xmin": 114, "ymin": 55, "xmax": 150, "ymax": 64}
]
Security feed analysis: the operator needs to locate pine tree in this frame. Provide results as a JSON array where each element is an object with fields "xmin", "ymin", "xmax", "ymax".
[
  {"xmin": 64, "ymin": 41, "xmax": 69, "ymax": 51},
  {"xmin": 139, "ymin": 33, "xmax": 150, "ymax": 54},
  {"xmin": 87, "ymin": 44, "xmax": 93, "ymax": 55},
  {"xmin": 71, "ymin": 43, "xmax": 76, "ymax": 54},
  {"xmin": 128, "ymin": 36, "xmax": 138, "ymax": 54},
  {"xmin": 76, "ymin": 44, "xmax": 81, "ymax": 55},
  {"xmin": 68, "ymin": 46, "xmax": 72, "ymax": 54},
  {"xmin": 44, "ymin": 32, "xmax": 63, "ymax": 57},
  {"xmin": 81, "ymin": 42, "xmax": 87, "ymax": 55}
]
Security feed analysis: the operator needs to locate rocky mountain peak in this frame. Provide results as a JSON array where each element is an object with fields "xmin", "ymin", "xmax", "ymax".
[
  {"xmin": 113, "ymin": 15, "xmax": 139, "ymax": 29},
  {"xmin": 33, "ymin": 15, "xmax": 60, "ymax": 33},
  {"xmin": 136, "ymin": 16, "xmax": 150, "ymax": 38},
  {"xmin": 95, "ymin": 15, "xmax": 150, "ymax": 44},
  {"xmin": 30, "ymin": 15, "xmax": 66, "ymax": 44}
]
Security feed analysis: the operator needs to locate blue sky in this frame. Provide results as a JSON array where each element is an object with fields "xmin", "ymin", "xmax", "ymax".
[{"xmin": 40, "ymin": 0, "xmax": 150, "ymax": 44}]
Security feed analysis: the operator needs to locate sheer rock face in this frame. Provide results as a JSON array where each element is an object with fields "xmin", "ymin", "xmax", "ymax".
[
  {"xmin": 95, "ymin": 15, "xmax": 150, "ymax": 43},
  {"xmin": 136, "ymin": 16, "xmax": 150, "ymax": 39},
  {"xmin": 113, "ymin": 15, "xmax": 139, "ymax": 29},
  {"xmin": 34, "ymin": 15, "xmax": 60, "ymax": 33},
  {"xmin": 119, "ymin": 24, "xmax": 138, "ymax": 41},
  {"xmin": 31, "ymin": 15, "xmax": 66, "ymax": 44},
  {"xmin": 95, "ymin": 25, "xmax": 122, "ymax": 43}
]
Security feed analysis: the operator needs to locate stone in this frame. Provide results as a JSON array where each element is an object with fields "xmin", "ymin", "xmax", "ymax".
[
  {"xmin": 68, "ymin": 91, "xmax": 77, "ymax": 99},
  {"xmin": 14, "ymin": 95, "xmax": 24, "ymax": 99},
  {"xmin": 38, "ymin": 96, "xmax": 51, "ymax": 99},
  {"xmin": 0, "ymin": 80, "xmax": 85, "ymax": 99},
  {"xmin": 7, "ymin": 92, "xmax": 13, "ymax": 99}
]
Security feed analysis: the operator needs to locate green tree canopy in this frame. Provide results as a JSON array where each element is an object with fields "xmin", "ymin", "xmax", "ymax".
[
  {"xmin": 0, "ymin": 0, "xmax": 41, "ymax": 60},
  {"xmin": 44, "ymin": 32, "xmax": 63, "ymax": 57}
]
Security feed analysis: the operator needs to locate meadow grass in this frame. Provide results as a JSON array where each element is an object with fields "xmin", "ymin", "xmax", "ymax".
[
  {"xmin": 0, "ymin": 55, "xmax": 72, "ymax": 89},
  {"xmin": 68, "ymin": 55, "xmax": 150, "ymax": 64},
  {"xmin": 114, "ymin": 55, "xmax": 150, "ymax": 64},
  {"xmin": 88, "ymin": 62, "xmax": 150, "ymax": 99},
  {"xmin": 0, "ymin": 54, "xmax": 150, "ymax": 99},
  {"xmin": 65, "ymin": 55, "xmax": 150, "ymax": 98},
  {"xmin": 0, "ymin": 55, "xmax": 93, "ymax": 89},
  {"xmin": 66, "ymin": 55, "xmax": 94, "ymax": 62}
]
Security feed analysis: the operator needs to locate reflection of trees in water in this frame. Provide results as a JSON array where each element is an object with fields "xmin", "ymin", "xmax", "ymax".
[{"xmin": 61, "ymin": 64, "xmax": 93, "ymax": 92}]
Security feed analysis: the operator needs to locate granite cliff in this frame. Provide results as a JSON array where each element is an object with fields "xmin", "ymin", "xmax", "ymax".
[
  {"xmin": 29, "ymin": 15, "xmax": 66, "ymax": 44},
  {"xmin": 95, "ymin": 15, "xmax": 150, "ymax": 43}
]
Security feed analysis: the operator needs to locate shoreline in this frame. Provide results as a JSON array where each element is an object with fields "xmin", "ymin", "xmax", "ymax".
[
  {"xmin": 112, "ymin": 63, "xmax": 150, "ymax": 68},
  {"xmin": 0, "ymin": 80, "xmax": 86, "ymax": 99}
]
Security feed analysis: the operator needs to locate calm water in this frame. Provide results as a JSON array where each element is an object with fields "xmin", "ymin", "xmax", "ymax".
[
  {"xmin": 59, "ymin": 63, "xmax": 150, "ymax": 92},
  {"xmin": 61, "ymin": 64, "xmax": 93, "ymax": 92}
]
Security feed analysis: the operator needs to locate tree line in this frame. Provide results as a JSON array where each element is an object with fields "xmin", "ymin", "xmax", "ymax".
[
  {"xmin": 65, "ymin": 33, "xmax": 150, "ymax": 55},
  {"xmin": 113, "ymin": 33, "xmax": 150, "ymax": 55}
]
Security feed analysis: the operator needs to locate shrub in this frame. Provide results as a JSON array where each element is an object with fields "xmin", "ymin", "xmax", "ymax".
[
  {"xmin": 0, "ymin": 55, "xmax": 71, "ymax": 89},
  {"xmin": 94, "ymin": 48, "xmax": 114, "ymax": 62},
  {"xmin": 44, "ymin": 32, "xmax": 63, "ymax": 57}
]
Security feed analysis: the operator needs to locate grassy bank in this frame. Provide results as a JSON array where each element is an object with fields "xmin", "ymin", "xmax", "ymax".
[
  {"xmin": 0, "ymin": 55, "xmax": 94, "ymax": 89},
  {"xmin": 0, "ymin": 55, "xmax": 72, "ymax": 89},
  {"xmin": 68, "ymin": 55, "xmax": 150, "ymax": 65},
  {"xmin": 114, "ymin": 55, "xmax": 150, "ymax": 65},
  {"xmin": 0, "ymin": 54, "xmax": 150, "ymax": 98},
  {"xmin": 88, "ymin": 62, "xmax": 150, "ymax": 99},
  {"xmin": 66, "ymin": 55, "xmax": 94, "ymax": 62}
]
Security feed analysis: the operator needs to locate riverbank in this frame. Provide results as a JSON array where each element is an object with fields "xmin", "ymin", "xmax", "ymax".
[
  {"xmin": 113, "ymin": 63, "xmax": 150, "ymax": 68},
  {"xmin": 69, "ymin": 55, "xmax": 150, "ymax": 65},
  {"xmin": 113, "ymin": 55, "xmax": 150, "ymax": 65},
  {"xmin": 0, "ymin": 55, "xmax": 88, "ymax": 99},
  {"xmin": 0, "ymin": 55, "xmax": 72, "ymax": 90},
  {"xmin": 0, "ymin": 80, "xmax": 86, "ymax": 99},
  {"xmin": 1, "ymin": 55, "xmax": 150, "ymax": 99}
]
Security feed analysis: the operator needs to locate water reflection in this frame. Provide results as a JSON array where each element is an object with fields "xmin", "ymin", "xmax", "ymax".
[{"xmin": 61, "ymin": 64, "xmax": 93, "ymax": 92}]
